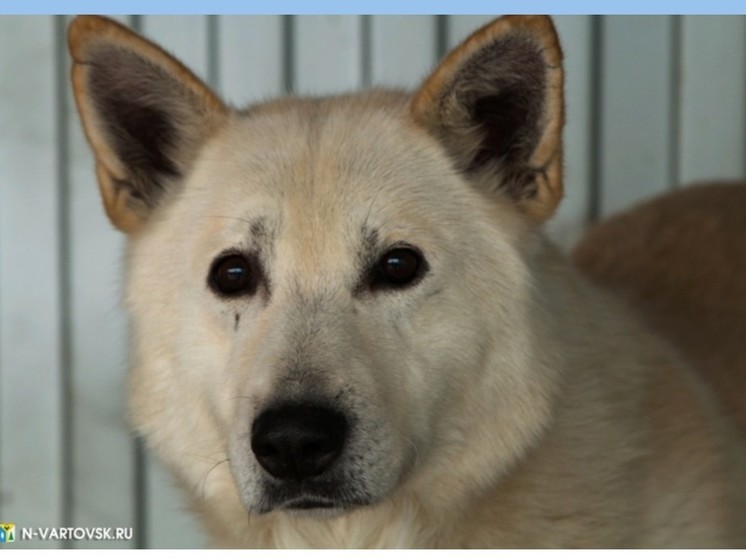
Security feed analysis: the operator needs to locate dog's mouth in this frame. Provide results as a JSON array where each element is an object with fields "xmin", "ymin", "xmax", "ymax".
[
  {"xmin": 255, "ymin": 479, "xmax": 375, "ymax": 516},
  {"xmin": 285, "ymin": 496, "xmax": 338, "ymax": 510},
  {"xmin": 280, "ymin": 496, "xmax": 350, "ymax": 517}
]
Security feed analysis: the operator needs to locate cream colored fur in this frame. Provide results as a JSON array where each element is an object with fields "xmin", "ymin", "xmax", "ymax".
[{"xmin": 68, "ymin": 15, "xmax": 746, "ymax": 548}]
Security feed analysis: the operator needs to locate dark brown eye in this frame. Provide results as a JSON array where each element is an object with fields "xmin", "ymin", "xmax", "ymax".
[
  {"xmin": 373, "ymin": 247, "xmax": 425, "ymax": 289},
  {"xmin": 209, "ymin": 253, "xmax": 255, "ymax": 296}
]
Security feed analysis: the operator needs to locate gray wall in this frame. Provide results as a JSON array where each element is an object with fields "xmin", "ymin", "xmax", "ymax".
[{"xmin": 1, "ymin": 15, "xmax": 745, "ymax": 548}]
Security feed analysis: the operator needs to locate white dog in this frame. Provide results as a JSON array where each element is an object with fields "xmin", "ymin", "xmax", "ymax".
[{"xmin": 68, "ymin": 15, "xmax": 746, "ymax": 547}]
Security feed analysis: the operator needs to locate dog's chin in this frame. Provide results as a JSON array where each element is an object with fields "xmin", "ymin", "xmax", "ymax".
[
  {"xmin": 253, "ymin": 497, "xmax": 368, "ymax": 517},
  {"xmin": 280, "ymin": 497, "xmax": 355, "ymax": 518},
  {"xmin": 252, "ymin": 483, "xmax": 377, "ymax": 517}
]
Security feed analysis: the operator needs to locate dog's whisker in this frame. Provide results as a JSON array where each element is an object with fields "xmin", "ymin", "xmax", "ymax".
[
  {"xmin": 406, "ymin": 438, "xmax": 421, "ymax": 468},
  {"xmin": 200, "ymin": 214, "xmax": 255, "ymax": 225},
  {"xmin": 225, "ymin": 395, "xmax": 254, "ymax": 403},
  {"xmin": 197, "ymin": 458, "xmax": 231, "ymax": 502}
]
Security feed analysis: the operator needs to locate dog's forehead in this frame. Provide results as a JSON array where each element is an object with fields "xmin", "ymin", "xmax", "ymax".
[{"xmin": 190, "ymin": 90, "xmax": 470, "ymax": 243}]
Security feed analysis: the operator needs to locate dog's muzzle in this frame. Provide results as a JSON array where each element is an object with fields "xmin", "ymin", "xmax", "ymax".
[
  {"xmin": 235, "ymin": 399, "xmax": 387, "ymax": 514},
  {"xmin": 251, "ymin": 403, "xmax": 348, "ymax": 481}
]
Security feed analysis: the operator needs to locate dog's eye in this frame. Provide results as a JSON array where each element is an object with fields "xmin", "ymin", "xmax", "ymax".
[
  {"xmin": 209, "ymin": 254, "xmax": 255, "ymax": 296},
  {"xmin": 373, "ymin": 247, "xmax": 425, "ymax": 289}
]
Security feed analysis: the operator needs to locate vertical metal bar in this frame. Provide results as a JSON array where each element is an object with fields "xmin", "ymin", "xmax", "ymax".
[
  {"xmin": 587, "ymin": 15, "xmax": 604, "ymax": 223},
  {"xmin": 54, "ymin": 14, "xmax": 74, "ymax": 549},
  {"xmin": 133, "ymin": 438, "xmax": 148, "ymax": 549},
  {"xmin": 0, "ymin": 5, "xmax": 3, "ymax": 495},
  {"xmin": 668, "ymin": 15, "xmax": 682, "ymax": 189},
  {"xmin": 0, "ymin": 37, "xmax": 3, "ymax": 516},
  {"xmin": 361, "ymin": 15, "xmax": 372, "ymax": 88},
  {"xmin": 435, "ymin": 15, "xmax": 449, "ymax": 59},
  {"xmin": 207, "ymin": 16, "xmax": 220, "ymax": 90},
  {"xmin": 282, "ymin": 15, "xmax": 295, "ymax": 94},
  {"xmin": 127, "ymin": 16, "xmax": 147, "ymax": 548}
]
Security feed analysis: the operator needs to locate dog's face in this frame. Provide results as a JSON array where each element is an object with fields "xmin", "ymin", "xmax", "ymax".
[{"xmin": 68, "ymin": 16, "xmax": 564, "ymax": 520}]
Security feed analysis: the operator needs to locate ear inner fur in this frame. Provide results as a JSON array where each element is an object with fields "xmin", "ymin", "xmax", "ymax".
[
  {"xmin": 411, "ymin": 15, "xmax": 565, "ymax": 222},
  {"xmin": 68, "ymin": 15, "xmax": 228, "ymax": 232}
]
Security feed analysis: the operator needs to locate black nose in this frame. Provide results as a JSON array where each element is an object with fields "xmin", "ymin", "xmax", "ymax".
[{"xmin": 251, "ymin": 403, "xmax": 348, "ymax": 481}]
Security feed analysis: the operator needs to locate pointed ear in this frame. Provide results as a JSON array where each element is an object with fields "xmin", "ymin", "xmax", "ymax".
[
  {"xmin": 68, "ymin": 16, "xmax": 229, "ymax": 232},
  {"xmin": 411, "ymin": 15, "xmax": 564, "ymax": 222}
]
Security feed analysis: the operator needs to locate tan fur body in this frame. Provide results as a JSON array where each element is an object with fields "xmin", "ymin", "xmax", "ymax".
[
  {"xmin": 574, "ymin": 182, "xmax": 746, "ymax": 439},
  {"xmin": 67, "ymin": 15, "xmax": 746, "ymax": 548}
]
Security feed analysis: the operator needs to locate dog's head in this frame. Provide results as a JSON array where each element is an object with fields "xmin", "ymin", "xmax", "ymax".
[{"xmin": 69, "ymin": 16, "xmax": 564, "ymax": 520}]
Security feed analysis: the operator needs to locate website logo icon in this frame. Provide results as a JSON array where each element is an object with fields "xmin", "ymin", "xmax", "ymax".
[{"xmin": 0, "ymin": 523, "xmax": 15, "ymax": 543}]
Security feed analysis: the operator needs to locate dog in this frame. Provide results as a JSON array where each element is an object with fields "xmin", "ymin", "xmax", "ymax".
[
  {"xmin": 573, "ymin": 181, "xmax": 746, "ymax": 439},
  {"xmin": 67, "ymin": 15, "xmax": 746, "ymax": 547}
]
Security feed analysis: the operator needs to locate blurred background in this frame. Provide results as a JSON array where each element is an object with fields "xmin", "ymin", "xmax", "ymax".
[{"xmin": 1, "ymin": 15, "xmax": 745, "ymax": 548}]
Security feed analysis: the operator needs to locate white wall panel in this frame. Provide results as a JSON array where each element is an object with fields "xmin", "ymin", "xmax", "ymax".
[
  {"xmin": 679, "ymin": 16, "xmax": 746, "ymax": 184},
  {"xmin": 218, "ymin": 16, "xmax": 285, "ymax": 105},
  {"xmin": 0, "ymin": 16, "xmax": 62, "ymax": 549},
  {"xmin": 597, "ymin": 16, "xmax": 677, "ymax": 216},
  {"xmin": 370, "ymin": 16, "xmax": 437, "ymax": 88},
  {"xmin": 294, "ymin": 16, "xmax": 363, "ymax": 93}
]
